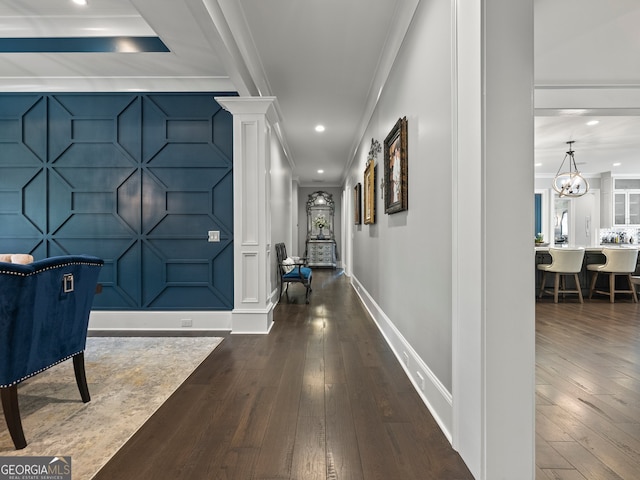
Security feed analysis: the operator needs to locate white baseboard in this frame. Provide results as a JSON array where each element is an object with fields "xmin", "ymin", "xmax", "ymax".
[
  {"xmin": 89, "ymin": 310, "xmax": 232, "ymax": 333},
  {"xmin": 350, "ymin": 275, "xmax": 453, "ymax": 442}
]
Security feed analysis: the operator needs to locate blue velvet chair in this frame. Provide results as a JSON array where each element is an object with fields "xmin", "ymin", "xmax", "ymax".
[
  {"xmin": 275, "ymin": 243, "xmax": 312, "ymax": 304},
  {"xmin": 0, "ymin": 255, "xmax": 103, "ymax": 449}
]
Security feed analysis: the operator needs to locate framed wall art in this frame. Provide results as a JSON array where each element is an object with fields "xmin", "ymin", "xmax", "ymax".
[
  {"xmin": 363, "ymin": 160, "xmax": 376, "ymax": 224},
  {"xmin": 354, "ymin": 183, "xmax": 362, "ymax": 224},
  {"xmin": 384, "ymin": 116, "xmax": 408, "ymax": 214}
]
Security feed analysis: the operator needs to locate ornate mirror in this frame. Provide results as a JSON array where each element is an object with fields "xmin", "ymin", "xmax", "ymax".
[{"xmin": 307, "ymin": 191, "xmax": 335, "ymax": 240}]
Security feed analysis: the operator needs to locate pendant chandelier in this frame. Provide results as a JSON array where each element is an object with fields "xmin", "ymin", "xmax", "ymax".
[{"xmin": 552, "ymin": 140, "xmax": 589, "ymax": 198}]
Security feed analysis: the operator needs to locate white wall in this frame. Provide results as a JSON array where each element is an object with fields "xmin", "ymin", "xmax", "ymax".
[
  {"xmin": 270, "ymin": 131, "xmax": 294, "ymax": 299},
  {"xmin": 349, "ymin": 0, "xmax": 455, "ymax": 395}
]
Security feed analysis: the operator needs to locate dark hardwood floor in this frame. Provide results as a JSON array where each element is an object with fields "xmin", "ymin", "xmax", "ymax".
[
  {"xmin": 94, "ymin": 269, "xmax": 473, "ymax": 480},
  {"xmin": 94, "ymin": 271, "xmax": 640, "ymax": 479},
  {"xmin": 536, "ymin": 295, "xmax": 640, "ymax": 480}
]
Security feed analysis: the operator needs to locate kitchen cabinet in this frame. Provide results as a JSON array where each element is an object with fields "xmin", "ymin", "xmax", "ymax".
[
  {"xmin": 613, "ymin": 178, "xmax": 640, "ymax": 226},
  {"xmin": 614, "ymin": 191, "xmax": 640, "ymax": 225}
]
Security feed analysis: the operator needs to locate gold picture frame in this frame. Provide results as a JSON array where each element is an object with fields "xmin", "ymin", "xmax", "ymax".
[
  {"xmin": 364, "ymin": 160, "xmax": 375, "ymax": 224},
  {"xmin": 354, "ymin": 183, "xmax": 362, "ymax": 224},
  {"xmin": 384, "ymin": 116, "xmax": 408, "ymax": 214}
]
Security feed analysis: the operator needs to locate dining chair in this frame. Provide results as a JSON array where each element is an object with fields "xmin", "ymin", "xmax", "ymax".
[
  {"xmin": 537, "ymin": 247, "xmax": 585, "ymax": 303},
  {"xmin": 587, "ymin": 247, "xmax": 639, "ymax": 303}
]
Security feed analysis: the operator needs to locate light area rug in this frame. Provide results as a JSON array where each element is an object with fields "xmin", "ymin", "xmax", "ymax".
[{"xmin": 0, "ymin": 336, "xmax": 223, "ymax": 479}]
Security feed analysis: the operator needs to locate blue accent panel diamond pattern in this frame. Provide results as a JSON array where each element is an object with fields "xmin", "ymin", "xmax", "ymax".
[{"xmin": 0, "ymin": 93, "xmax": 235, "ymax": 310}]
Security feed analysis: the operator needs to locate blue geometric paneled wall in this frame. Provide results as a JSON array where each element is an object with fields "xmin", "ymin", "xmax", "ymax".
[{"xmin": 0, "ymin": 93, "xmax": 235, "ymax": 310}]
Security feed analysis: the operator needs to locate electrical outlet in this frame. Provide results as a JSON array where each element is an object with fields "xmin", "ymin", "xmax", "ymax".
[
  {"xmin": 416, "ymin": 372, "xmax": 425, "ymax": 391},
  {"xmin": 207, "ymin": 230, "xmax": 220, "ymax": 242},
  {"xmin": 181, "ymin": 318, "xmax": 192, "ymax": 327}
]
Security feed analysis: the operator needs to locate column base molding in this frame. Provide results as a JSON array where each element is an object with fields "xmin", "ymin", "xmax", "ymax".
[{"xmin": 231, "ymin": 305, "xmax": 274, "ymax": 334}]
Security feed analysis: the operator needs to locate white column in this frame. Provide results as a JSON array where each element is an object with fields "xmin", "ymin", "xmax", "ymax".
[
  {"xmin": 453, "ymin": 0, "xmax": 535, "ymax": 478},
  {"xmin": 216, "ymin": 97, "xmax": 277, "ymax": 334}
]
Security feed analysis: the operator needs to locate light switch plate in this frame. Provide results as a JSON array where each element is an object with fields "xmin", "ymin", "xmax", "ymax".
[{"xmin": 208, "ymin": 230, "xmax": 220, "ymax": 242}]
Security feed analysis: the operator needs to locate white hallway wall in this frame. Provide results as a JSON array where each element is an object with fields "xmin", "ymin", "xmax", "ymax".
[
  {"xmin": 349, "ymin": 0, "xmax": 455, "ymax": 430},
  {"xmin": 270, "ymin": 130, "xmax": 295, "ymax": 301},
  {"xmin": 346, "ymin": 0, "xmax": 534, "ymax": 478}
]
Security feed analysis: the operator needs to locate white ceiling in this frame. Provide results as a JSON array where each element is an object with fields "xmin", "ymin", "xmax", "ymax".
[
  {"xmin": 534, "ymin": 0, "xmax": 640, "ymax": 177},
  {"xmin": 535, "ymin": 114, "xmax": 640, "ymax": 176},
  {"xmin": 0, "ymin": 0, "xmax": 639, "ymax": 183}
]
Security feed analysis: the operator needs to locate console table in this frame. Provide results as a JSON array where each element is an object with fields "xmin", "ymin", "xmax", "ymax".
[{"xmin": 306, "ymin": 240, "xmax": 336, "ymax": 268}]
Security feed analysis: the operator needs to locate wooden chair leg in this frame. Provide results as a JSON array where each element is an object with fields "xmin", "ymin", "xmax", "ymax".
[
  {"xmin": 553, "ymin": 273, "xmax": 560, "ymax": 303},
  {"xmin": 1, "ymin": 385, "xmax": 27, "ymax": 449},
  {"xmin": 73, "ymin": 352, "xmax": 91, "ymax": 403},
  {"xmin": 589, "ymin": 272, "xmax": 598, "ymax": 299},
  {"xmin": 609, "ymin": 273, "xmax": 616, "ymax": 303},
  {"xmin": 574, "ymin": 273, "xmax": 584, "ymax": 303},
  {"xmin": 538, "ymin": 271, "xmax": 546, "ymax": 298},
  {"xmin": 628, "ymin": 274, "xmax": 638, "ymax": 303}
]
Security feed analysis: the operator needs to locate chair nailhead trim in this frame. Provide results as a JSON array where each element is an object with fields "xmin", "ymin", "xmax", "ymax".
[
  {"xmin": 0, "ymin": 260, "xmax": 103, "ymax": 277},
  {"xmin": 0, "ymin": 351, "xmax": 83, "ymax": 388}
]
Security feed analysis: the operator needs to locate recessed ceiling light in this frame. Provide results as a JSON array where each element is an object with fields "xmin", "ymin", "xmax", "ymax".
[
  {"xmin": 315, "ymin": 125, "xmax": 325, "ymax": 133},
  {"xmin": 613, "ymin": 162, "xmax": 621, "ymax": 167},
  {"xmin": 586, "ymin": 120, "xmax": 599, "ymax": 126},
  {"xmin": 317, "ymin": 169, "xmax": 324, "ymax": 174},
  {"xmin": 72, "ymin": 0, "xmax": 88, "ymax": 5},
  {"xmin": 535, "ymin": 163, "xmax": 543, "ymax": 167}
]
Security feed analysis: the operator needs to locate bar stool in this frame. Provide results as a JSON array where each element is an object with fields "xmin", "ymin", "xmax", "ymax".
[
  {"xmin": 631, "ymin": 276, "xmax": 640, "ymax": 299},
  {"xmin": 537, "ymin": 247, "xmax": 585, "ymax": 303},
  {"xmin": 587, "ymin": 247, "xmax": 639, "ymax": 303}
]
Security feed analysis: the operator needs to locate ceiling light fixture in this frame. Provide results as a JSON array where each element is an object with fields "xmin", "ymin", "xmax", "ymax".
[
  {"xmin": 317, "ymin": 169, "xmax": 324, "ymax": 174},
  {"xmin": 315, "ymin": 125, "xmax": 325, "ymax": 133},
  {"xmin": 72, "ymin": 0, "xmax": 88, "ymax": 5},
  {"xmin": 552, "ymin": 141, "xmax": 589, "ymax": 197},
  {"xmin": 586, "ymin": 120, "xmax": 599, "ymax": 126}
]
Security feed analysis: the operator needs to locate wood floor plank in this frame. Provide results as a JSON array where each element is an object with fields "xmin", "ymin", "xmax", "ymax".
[
  {"xmin": 229, "ymin": 384, "xmax": 278, "ymax": 449},
  {"xmin": 538, "ymin": 468, "xmax": 589, "ymax": 480},
  {"xmin": 219, "ymin": 447, "xmax": 260, "ymax": 480},
  {"xmin": 340, "ymin": 339, "xmax": 405, "ymax": 480},
  {"xmin": 325, "ymin": 382, "xmax": 364, "ymax": 480},
  {"xmin": 535, "ymin": 435, "xmax": 574, "ymax": 470},
  {"xmin": 391, "ymin": 392, "xmax": 474, "ymax": 478},
  {"xmin": 539, "ymin": 403, "xmax": 640, "ymax": 470},
  {"xmin": 252, "ymin": 329, "xmax": 306, "ymax": 479},
  {"xmin": 536, "ymin": 411, "xmax": 574, "ymax": 443},
  {"xmin": 549, "ymin": 441, "xmax": 625, "ymax": 480},
  {"xmin": 291, "ymin": 416, "xmax": 326, "ymax": 480},
  {"xmin": 536, "ymin": 299, "xmax": 640, "ymax": 479}
]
